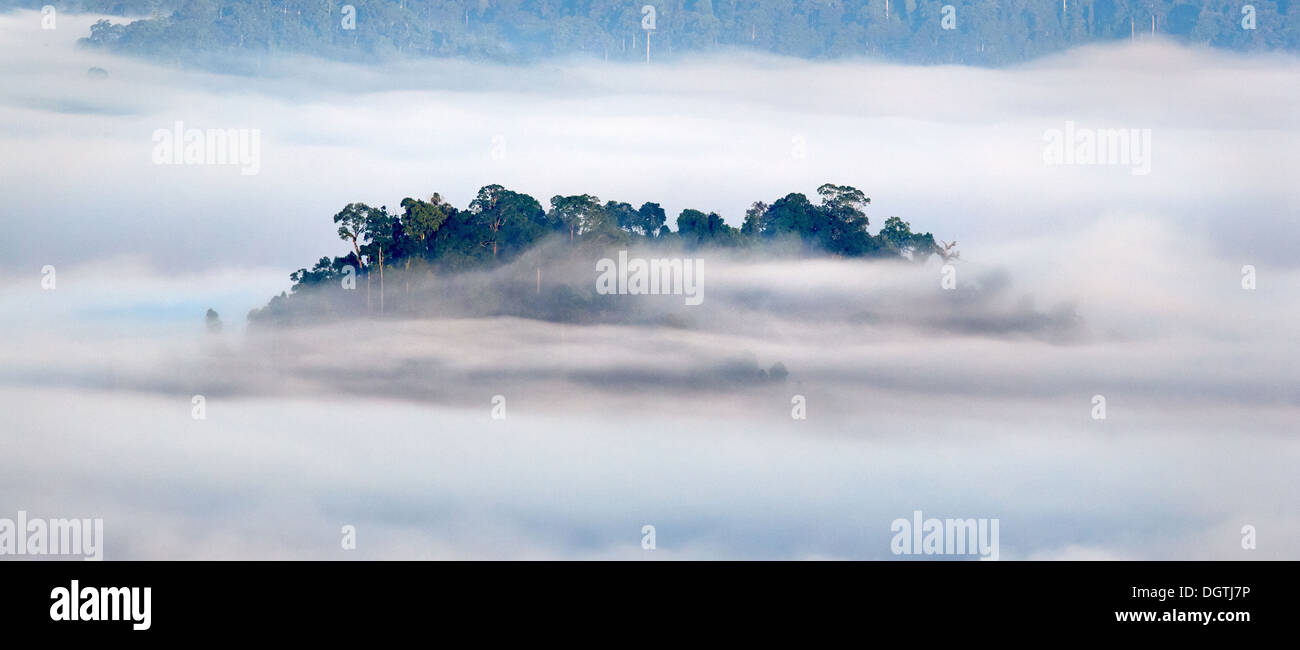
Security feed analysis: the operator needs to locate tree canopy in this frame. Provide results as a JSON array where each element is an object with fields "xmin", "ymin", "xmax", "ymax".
[{"xmin": 250, "ymin": 182, "xmax": 951, "ymax": 324}]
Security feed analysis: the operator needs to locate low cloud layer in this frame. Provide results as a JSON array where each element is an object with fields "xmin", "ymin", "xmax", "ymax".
[
  {"xmin": 2, "ymin": 11, "xmax": 1298, "ymax": 274},
  {"xmin": 0, "ymin": 11, "xmax": 1296, "ymax": 560},
  {"xmin": 3, "ymin": 224, "xmax": 1296, "ymax": 560}
]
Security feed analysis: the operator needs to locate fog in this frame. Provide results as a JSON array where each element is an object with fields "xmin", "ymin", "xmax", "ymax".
[
  {"xmin": 5, "ymin": 12, "xmax": 1298, "ymax": 273},
  {"xmin": 1, "ymin": 10, "xmax": 1297, "ymax": 560}
]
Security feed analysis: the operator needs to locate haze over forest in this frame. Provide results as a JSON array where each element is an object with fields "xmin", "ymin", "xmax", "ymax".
[
  {"xmin": 6, "ymin": 0, "xmax": 1299, "ymax": 69},
  {"xmin": 0, "ymin": 8, "xmax": 1296, "ymax": 560}
]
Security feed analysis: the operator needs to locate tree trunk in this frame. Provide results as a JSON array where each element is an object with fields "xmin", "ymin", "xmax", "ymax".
[{"xmin": 352, "ymin": 239, "xmax": 368, "ymax": 312}]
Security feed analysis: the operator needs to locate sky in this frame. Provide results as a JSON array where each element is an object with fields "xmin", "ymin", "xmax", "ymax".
[{"xmin": 0, "ymin": 10, "xmax": 1297, "ymax": 560}]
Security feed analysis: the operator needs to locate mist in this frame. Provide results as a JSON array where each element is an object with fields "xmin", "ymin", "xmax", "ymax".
[
  {"xmin": 1, "ymin": 10, "xmax": 1297, "ymax": 560},
  {"xmin": 4, "ymin": 11, "xmax": 1298, "ymax": 274}
]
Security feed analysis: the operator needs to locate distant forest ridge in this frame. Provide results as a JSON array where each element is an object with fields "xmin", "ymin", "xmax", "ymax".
[{"xmin": 18, "ymin": 0, "xmax": 1299, "ymax": 67}]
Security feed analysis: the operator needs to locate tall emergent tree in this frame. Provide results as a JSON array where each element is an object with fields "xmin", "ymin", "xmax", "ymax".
[
  {"xmin": 334, "ymin": 202, "xmax": 377, "ymax": 310},
  {"xmin": 548, "ymin": 194, "xmax": 602, "ymax": 242},
  {"xmin": 470, "ymin": 184, "xmax": 548, "ymax": 259}
]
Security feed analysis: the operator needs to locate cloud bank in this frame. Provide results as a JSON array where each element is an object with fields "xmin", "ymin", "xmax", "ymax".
[{"xmin": 0, "ymin": 11, "xmax": 1296, "ymax": 560}]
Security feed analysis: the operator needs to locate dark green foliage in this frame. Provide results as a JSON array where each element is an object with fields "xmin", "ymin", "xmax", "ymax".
[
  {"xmin": 250, "ymin": 182, "xmax": 953, "ymax": 324},
  {"xmin": 741, "ymin": 201, "xmax": 767, "ymax": 237},
  {"xmin": 677, "ymin": 208, "xmax": 740, "ymax": 248},
  {"xmin": 547, "ymin": 194, "xmax": 605, "ymax": 241},
  {"xmin": 878, "ymin": 216, "xmax": 941, "ymax": 261},
  {"xmin": 469, "ymin": 185, "xmax": 549, "ymax": 260},
  {"xmin": 636, "ymin": 202, "xmax": 668, "ymax": 239},
  {"xmin": 399, "ymin": 194, "xmax": 452, "ymax": 257}
]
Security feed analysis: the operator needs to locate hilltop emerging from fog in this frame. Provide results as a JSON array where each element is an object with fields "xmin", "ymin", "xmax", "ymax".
[{"xmin": 250, "ymin": 183, "xmax": 955, "ymax": 325}]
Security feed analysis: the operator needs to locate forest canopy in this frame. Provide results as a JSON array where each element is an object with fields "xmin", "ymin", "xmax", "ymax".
[{"xmin": 39, "ymin": 0, "xmax": 1300, "ymax": 69}]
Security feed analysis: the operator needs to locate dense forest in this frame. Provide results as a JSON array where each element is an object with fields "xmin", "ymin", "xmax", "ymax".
[
  {"xmin": 247, "ymin": 183, "xmax": 953, "ymax": 324},
  {"xmin": 11, "ymin": 0, "xmax": 1296, "ymax": 67}
]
